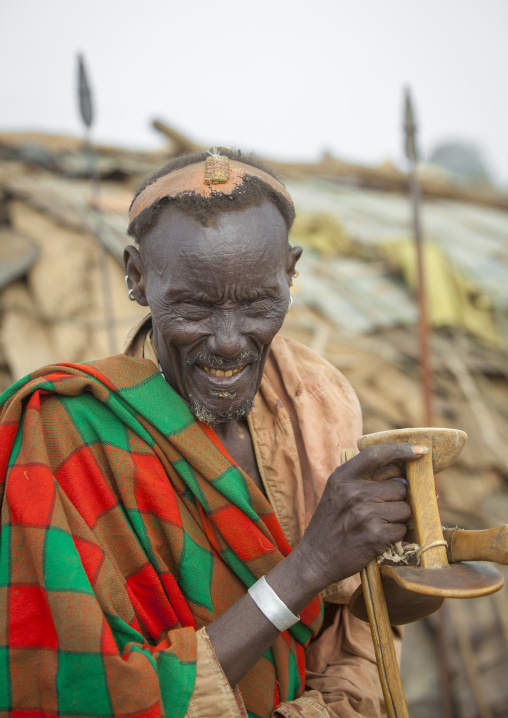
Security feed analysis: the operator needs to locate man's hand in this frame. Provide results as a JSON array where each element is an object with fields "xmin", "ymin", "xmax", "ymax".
[
  {"xmin": 207, "ymin": 442, "xmax": 425, "ymax": 687},
  {"xmin": 292, "ymin": 443, "xmax": 426, "ymax": 594}
]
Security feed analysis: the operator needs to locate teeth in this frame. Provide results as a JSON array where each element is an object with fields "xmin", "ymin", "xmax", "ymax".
[{"xmin": 202, "ymin": 365, "xmax": 245, "ymax": 376}]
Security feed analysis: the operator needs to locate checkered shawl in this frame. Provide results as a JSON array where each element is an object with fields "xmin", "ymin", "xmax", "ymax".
[{"xmin": 0, "ymin": 356, "xmax": 323, "ymax": 718}]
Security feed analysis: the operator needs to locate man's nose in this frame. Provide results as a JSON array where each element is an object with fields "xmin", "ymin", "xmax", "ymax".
[{"xmin": 208, "ymin": 309, "xmax": 248, "ymax": 359}]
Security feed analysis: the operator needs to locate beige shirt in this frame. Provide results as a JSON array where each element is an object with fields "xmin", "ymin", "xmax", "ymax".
[{"xmin": 124, "ymin": 315, "xmax": 399, "ymax": 718}]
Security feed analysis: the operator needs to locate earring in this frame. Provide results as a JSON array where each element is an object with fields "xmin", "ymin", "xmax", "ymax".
[
  {"xmin": 293, "ymin": 271, "xmax": 299, "ymax": 279},
  {"xmin": 126, "ymin": 274, "xmax": 136, "ymax": 301},
  {"xmin": 289, "ymin": 296, "xmax": 293, "ymax": 307}
]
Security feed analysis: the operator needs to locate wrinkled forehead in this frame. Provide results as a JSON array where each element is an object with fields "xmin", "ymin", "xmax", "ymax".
[{"xmin": 141, "ymin": 201, "xmax": 290, "ymax": 270}]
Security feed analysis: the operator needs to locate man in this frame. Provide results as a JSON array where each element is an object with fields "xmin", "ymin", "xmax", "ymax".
[{"xmin": 0, "ymin": 150, "xmax": 423, "ymax": 717}]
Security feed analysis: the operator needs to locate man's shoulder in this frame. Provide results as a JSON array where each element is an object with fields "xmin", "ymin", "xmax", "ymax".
[
  {"xmin": 268, "ymin": 334, "xmax": 360, "ymax": 408},
  {"xmin": 1, "ymin": 354, "xmax": 158, "ymax": 417},
  {"xmin": 270, "ymin": 334, "xmax": 341, "ymax": 373}
]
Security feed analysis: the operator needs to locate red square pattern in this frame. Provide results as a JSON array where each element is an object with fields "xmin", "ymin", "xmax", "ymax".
[
  {"xmin": 72, "ymin": 536, "xmax": 105, "ymax": 587},
  {"xmin": 133, "ymin": 454, "xmax": 182, "ymax": 527},
  {"xmin": 214, "ymin": 505, "xmax": 276, "ymax": 562},
  {"xmin": 0, "ymin": 422, "xmax": 18, "ymax": 473},
  {"xmin": 126, "ymin": 564, "xmax": 178, "ymax": 641},
  {"xmin": 159, "ymin": 573, "xmax": 194, "ymax": 628},
  {"xmin": 56, "ymin": 447, "xmax": 118, "ymax": 528},
  {"xmin": 9, "ymin": 585, "xmax": 58, "ymax": 649},
  {"xmin": 101, "ymin": 614, "xmax": 120, "ymax": 656},
  {"xmin": 7, "ymin": 464, "xmax": 56, "ymax": 527},
  {"xmin": 58, "ymin": 363, "xmax": 117, "ymax": 392}
]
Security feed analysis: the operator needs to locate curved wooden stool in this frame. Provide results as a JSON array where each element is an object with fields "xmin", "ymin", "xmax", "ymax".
[{"xmin": 349, "ymin": 428, "xmax": 505, "ymax": 625}]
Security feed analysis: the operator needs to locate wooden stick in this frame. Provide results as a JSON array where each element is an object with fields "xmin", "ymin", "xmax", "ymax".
[
  {"xmin": 444, "ymin": 526, "xmax": 508, "ymax": 565},
  {"xmin": 341, "ymin": 448, "xmax": 409, "ymax": 717},
  {"xmin": 148, "ymin": 121, "xmax": 508, "ymax": 212},
  {"xmin": 361, "ymin": 562, "xmax": 409, "ymax": 718}
]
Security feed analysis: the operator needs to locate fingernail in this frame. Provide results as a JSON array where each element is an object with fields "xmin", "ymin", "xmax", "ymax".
[
  {"xmin": 412, "ymin": 445, "xmax": 429, "ymax": 455},
  {"xmin": 392, "ymin": 477, "xmax": 409, "ymax": 486}
]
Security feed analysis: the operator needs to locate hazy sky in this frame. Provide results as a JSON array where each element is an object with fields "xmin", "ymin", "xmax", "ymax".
[{"xmin": 1, "ymin": 0, "xmax": 507, "ymax": 184}]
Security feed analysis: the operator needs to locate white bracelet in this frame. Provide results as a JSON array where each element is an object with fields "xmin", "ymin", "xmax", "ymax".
[{"xmin": 248, "ymin": 576, "xmax": 300, "ymax": 632}]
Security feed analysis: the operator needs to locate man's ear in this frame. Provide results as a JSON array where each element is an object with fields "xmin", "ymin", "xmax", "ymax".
[
  {"xmin": 286, "ymin": 245, "xmax": 303, "ymax": 283},
  {"xmin": 124, "ymin": 245, "xmax": 149, "ymax": 307}
]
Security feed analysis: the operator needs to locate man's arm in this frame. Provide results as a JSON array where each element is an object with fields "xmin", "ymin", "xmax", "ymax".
[{"xmin": 206, "ymin": 443, "xmax": 424, "ymax": 687}]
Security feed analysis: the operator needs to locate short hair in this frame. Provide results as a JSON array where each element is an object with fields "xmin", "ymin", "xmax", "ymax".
[{"xmin": 127, "ymin": 149, "xmax": 295, "ymax": 244}]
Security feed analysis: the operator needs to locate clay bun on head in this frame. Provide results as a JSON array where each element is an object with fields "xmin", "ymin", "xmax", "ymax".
[{"xmin": 127, "ymin": 149, "xmax": 295, "ymax": 244}]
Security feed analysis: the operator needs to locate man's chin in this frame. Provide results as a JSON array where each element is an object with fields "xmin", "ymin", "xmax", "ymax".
[{"xmin": 188, "ymin": 396, "xmax": 255, "ymax": 426}]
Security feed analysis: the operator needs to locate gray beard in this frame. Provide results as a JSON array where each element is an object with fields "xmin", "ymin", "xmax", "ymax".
[
  {"xmin": 189, "ymin": 395, "xmax": 255, "ymax": 426},
  {"xmin": 186, "ymin": 350, "xmax": 260, "ymax": 425}
]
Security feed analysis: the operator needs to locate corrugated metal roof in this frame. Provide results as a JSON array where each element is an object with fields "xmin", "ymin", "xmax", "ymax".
[{"xmin": 288, "ymin": 178, "xmax": 508, "ymax": 338}]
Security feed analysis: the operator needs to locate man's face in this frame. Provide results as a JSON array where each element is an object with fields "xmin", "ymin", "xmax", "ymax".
[{"xmin": 126, "ymin": 201, "xmax": 300, "ymax": 424}]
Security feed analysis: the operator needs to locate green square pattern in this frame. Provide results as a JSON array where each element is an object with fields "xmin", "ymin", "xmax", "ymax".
[
  {"xmin": 56, "ymin": 651, "xmax": 111, "ymax": 716},
  {"xmin": 104, "ymin": 613, "xmax": 144, "ymax": 656},
  {"xmin": 44, "ymin": 528, "xmax": 93, "ymax": 595},
  {"xmin": 118, "ymin": 373, "xmax": 195, "ymax": 438},
  {"xmin": 0, "ymin": 525, "xmax": 11, "ymax": 587},
  {"xmin": 0, "ymin": 647, "xmax": 11, "ymax": 710},
  {"xmin": 212, "ymin": 466, "xmax": 256, "ymax": 520},
  {"xmin": 61, "ymin": 394, "xmax": 131, "ymax": 452},
  {"xmin": 178, "ymin": 534, "xmax": 214, "ymax": 611},
  {"xmin": 172, "ymin": 459, "xmax": 209, "ymax": 511},
  {"xmin": 221, "ymin": 548, "xmax": 255, "ymax": 587},
  {"xmin": 158, "ymin": 651, "xmax": 195, "ymax": 718}
]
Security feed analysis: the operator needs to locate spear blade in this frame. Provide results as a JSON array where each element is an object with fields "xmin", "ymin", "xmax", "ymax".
[
  {"xmin": 76, "ymin": 53, "xmax": 117, "ymax": 356},
  {"xmin": 403, "ymin": 88, "xmax": 418, "ymax": 163},
  {"xmin": 78, "ymin": 54, "xmax": 93, "ymax": 129}
]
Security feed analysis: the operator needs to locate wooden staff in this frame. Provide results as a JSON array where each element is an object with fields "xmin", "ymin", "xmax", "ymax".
[
  {"xmin": 341, "ymin": 449, "xmax": 409, "ymax": 718},
  {"xmin": 362, "ymin": 561, "xmax": 409, "ymax": 718}
]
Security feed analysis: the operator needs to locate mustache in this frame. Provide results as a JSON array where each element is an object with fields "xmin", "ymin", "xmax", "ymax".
[{"xmin": 186, "ymin": 351, "xmax": 261, "ymax": 369}]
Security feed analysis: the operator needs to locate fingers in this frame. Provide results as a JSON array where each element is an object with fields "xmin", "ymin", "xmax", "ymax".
[
  {"xmin": 377, "ymin": 499, "xmax": 412, "ymax": 525},
  {"xmin": 369, "ymin": 478, "xmax": 408, "ymax": 503},
  {"xmin": 385, "ymin": 522, "xmax": 409, "ymax": 546},
  {"xmin": 371, "ymin": 463, "xmax": 405, "ymax": 482},
  {"xmin": 341, "ymin": 443, "xmax": 427, "ymax": 483}
]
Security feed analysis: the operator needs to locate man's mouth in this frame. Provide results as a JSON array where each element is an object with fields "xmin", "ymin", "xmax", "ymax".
[
  {"xmin": 185, "ymin": 353, "xmax": 261, "ymax": 422},
  {"xmin": 187, "ymin": 351, "xmax": 260, "ymax": 395},
  {"xmin": 202, "ymin": 365, "xmax": 245, "ymax": 377}
]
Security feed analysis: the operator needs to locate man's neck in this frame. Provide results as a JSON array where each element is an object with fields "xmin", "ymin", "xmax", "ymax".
[
  {"xmin": 213, "ymin": 419, "xmax": 265, "ymax": 496},
  {"xmin": 213, "ymin": 419, "xmax": 247, "ymax": 445}
]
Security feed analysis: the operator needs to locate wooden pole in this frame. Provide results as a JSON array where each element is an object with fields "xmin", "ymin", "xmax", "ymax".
[
  {"xmin": 361, "ymin": 562, "xmax": 409, "ymax": 718},
  {"xmin": 404, "ymin": 88, "xmax": 453, "ymax": 718},
  {"xmin": 341, "ymin": 448, "xmax": 409, "ymax": 717},
  {"xmin": 404, "ymin": 88, "xmax": 433, "ymax": 428},
  {"xmin": 78, "ymin": 54, "xmax": 117, "ymax": 356}
]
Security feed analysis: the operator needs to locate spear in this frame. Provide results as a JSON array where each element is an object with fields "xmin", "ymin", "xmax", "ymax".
[
  {"xmin": 404, "ymin": 89, "xmax": 454, "ymax": 718},
  {"xmin": 77, "ymin": 53, "xmax": 117, "ymax": 356},
  {"xmin": 404, "ymin": 88, "xmax": 433, "ymax": 427}
]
